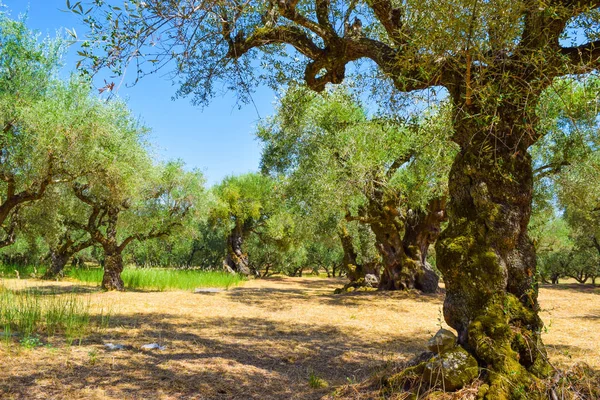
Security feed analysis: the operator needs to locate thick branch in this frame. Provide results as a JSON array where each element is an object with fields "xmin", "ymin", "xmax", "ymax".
[
  {"xmin": 386, "ymin": 154, "xmax": 413, "ymax": 179},
  {"xmin": 367, "ymin": 0, "xmax": 405, "ymax": 45},
  {"xmin": 315, "ymin": 0, "xmax": 337, "ymax": 39},
  {"xmin": 561, "ymin": 40, "xmax": 600, "ymax": 72},
  {"xmin": 0, "ymin": 209, "xmax": 19, "ymax": 249},
  {"xmin": 533, "ymin": 161, "xmax": 571, "ymax": 179},
  {"xmin": 117, "ymin": 222, "xmax": 181, "ymax": 253},
  {"xmin": 227, "ymin": 25, "xmax": 323, "ymax": 60}
]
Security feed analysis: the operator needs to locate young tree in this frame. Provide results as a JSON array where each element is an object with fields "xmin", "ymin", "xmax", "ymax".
[
  {"xmin": 73, "ymin": 1, "xmax": 600, "ymax": 394},
  {"xmin": 259, "ymin": 86, "xmax": 455, "ymax": 292}
]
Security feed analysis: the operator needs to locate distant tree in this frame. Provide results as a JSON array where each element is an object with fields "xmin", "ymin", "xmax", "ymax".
[
  {"xmin": 531, "ymin": 76, "xmax": 600, "ymax": 286},
  {"xmin": 209, "ymin": 173, "xmax": 276, "ymax": 276}
]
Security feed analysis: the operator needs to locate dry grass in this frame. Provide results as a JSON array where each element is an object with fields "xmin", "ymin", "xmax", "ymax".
[{"xmin": 0, "ymin": 277, "xmax": 597, "ymax": 399}]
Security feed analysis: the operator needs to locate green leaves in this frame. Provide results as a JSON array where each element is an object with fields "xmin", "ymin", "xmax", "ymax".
[{"xmin": 258, "ymin": 85, "xmax": 457, "ymax": 217}]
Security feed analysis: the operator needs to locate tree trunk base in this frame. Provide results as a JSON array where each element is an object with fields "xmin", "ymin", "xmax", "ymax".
[
  {"xmin": 102, "ymin": 254, "xmax": 125, "ymax": 291},
  {"xmin": 42, "ymin": 253, "xmax": 69, "ymax": 280},
  {"xmin": 378, "ymin": 260, "xmax": 439, "ymax": 293}
]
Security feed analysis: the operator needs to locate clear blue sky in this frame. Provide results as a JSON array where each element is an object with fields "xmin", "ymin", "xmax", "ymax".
[{"xmin": 3, "ymin": 0, "xmax": 276, "ymax": 186}]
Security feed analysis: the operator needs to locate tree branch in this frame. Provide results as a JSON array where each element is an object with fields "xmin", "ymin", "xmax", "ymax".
[
  {"xmin": 561, "ymin": 40, "xmax": 600, "ymax": 72},
  {"xmin": 117, "ymin": 221, "xmax": 180, "ymax": 253},
  {"xmin": 533, "ymin": 161, "xmax": 571, "ymax": 179},
  {"xmin": 367, "ymin": 0, "xmax": 405, "ymax": 45}
]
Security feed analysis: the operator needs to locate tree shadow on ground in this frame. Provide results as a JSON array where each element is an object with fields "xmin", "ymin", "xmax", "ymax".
[
  {"xmin": 7, "ymin": 284, "xmax": 100, "ymax": 295},
  {"xmin": 0, "ymin": 312, "xmax": 424, "ymax": 400},
  {"xmin": 225, "ymin": 285, "xmax": 444, "ymax": 311},
  {"xmin": 541, "ymin": 283, "xmax": 600, "ymax": 294}
]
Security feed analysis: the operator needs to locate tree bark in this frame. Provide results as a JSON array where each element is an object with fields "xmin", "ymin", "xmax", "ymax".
[
  {"xmin": 373, "ymin": 218, "xmax": 417, "ymax": 291},
  {"xmin": 102, "ymin": 252, "xmax": 125, "ymax": 291},
  {"xmin": 225, "ymin": 224, "xmax": 252, "ymax": 275},
  {"xmin": 43, "ymin": 250, "xmax": 70, "ymax": 279},
  {"xmin": 368, "ymin": 197, "xmax": 440, "ymax": 293},
  {"xmin": 401, "ymin": 198, "xmax": 446, "ymax": 293},
  {"xmin": 436, "ymin": 139, "xmax": 552, "ymax": 395},
  {"xmin": 339, "ymin": 226, "xmax": 363, "ymax": 282}
]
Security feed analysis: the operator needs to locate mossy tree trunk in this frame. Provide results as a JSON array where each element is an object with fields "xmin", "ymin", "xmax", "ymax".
[
  {"xmin": 436, "ymin": 108, "xmax": 552, "ymax": 395},
  {"xmin": 339, "ymin": 225, "xmax": 364, "ymax": 283},
  {"xmin": 100, "ymin": 208, "xmax": 126, "ymax": 291},
  {"xmin": 368, "ymin": 199, "xmax": 419, "ymax": 291},
  {"xmin": 401, "ymin": 198, "xmax": 446, "ymax": 293},
  {"xmin": 358, "ymin": 194, "xmax": 440, "ymax": 293}
]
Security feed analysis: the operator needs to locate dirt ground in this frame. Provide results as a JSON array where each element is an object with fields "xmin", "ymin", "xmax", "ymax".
[{"xmin": 0, "ymin": 277, "xmax": 598, "ymax": 400}]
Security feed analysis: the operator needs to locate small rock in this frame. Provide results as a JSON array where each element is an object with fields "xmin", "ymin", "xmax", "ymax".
[
  {"xmin": 140, "ymin": 343, "xmax": 166, "ymax": 351},
  {"xmin": 364, "ymin": 274, "xmax": 379, "ymax": 288},
  {"xmin": 422, "ymin": 346, "xmax": 479, "ymax": 391},
  {"xmin": 427, "ymin": 328, "xmax": 457, "ymax": 354},
  {"xmin": 104, "ymin": 343, "xmax": 125, "ymax": 351},
  {"xmin": 194, "ymin": 288, "xmax": 224, "ymax": 293}
]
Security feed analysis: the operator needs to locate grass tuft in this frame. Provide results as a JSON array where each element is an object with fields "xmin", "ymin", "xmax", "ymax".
[
  {"xmin": 308, "ymin": 369, "xmax": 329, "ymax": 389},
  {"xmin": 0, "ymin": 284, "xmax": 110, "ymax": 344}
]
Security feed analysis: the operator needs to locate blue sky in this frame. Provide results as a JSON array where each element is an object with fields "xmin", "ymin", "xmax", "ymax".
[{"xmin": 3, "ymin": 0, "xmax": 276, "ymax": 186}]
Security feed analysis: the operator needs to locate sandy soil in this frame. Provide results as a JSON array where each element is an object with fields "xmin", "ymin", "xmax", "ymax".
[{"xmin": 0, "ymin": 277, "xmax": 598, "ymax": 399}]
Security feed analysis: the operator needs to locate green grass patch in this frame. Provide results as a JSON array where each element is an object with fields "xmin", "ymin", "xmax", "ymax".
[
  {"xmin": 0, "ymin": 264, "xmax": 46, "ymax": 279},
  {"xmin": 0, "ymin": 285, "xmax": 110, "ymax": 345},
  {"xmin": 68, "ymin": 267, "xmax": 246, "ymax": 291}
]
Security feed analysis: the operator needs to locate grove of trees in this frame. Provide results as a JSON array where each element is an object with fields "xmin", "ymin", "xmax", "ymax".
[{"xmin": 0, "ymin": 1, "xmax": 598, "ymax": 397}]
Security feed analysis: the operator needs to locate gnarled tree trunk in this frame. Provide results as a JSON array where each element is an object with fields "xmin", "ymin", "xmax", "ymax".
[
  {"xmin": 102, "ymin": 251, "xmax": 125, "ymax": 291},
  {"xmin": 370, "ymin": 197, "xmax": 441, "ymax": 293},
  {"xmin": 336, "ymin": 225, "xmax": 380, "ymax": 292},
  {"xmin": 339, "ymin": 226, "xmax": 362, "ymax": 282},
  {"xmin": 401, "ymin": 198, "xmax": 446, "ymax": 293},
  {"xmin": 436, "ymin": 130, "xmax": 551, "ymax": 396},
  {"xmin": 225, "ymin": 224, "xmax": 252, "ymax": 275},
  {"xmin": 43, "ymin": 250, "xmax": 71, "ymax": 279}
]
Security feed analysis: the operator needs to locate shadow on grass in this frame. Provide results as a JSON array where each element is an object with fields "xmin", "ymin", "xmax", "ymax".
[{"xmin": 7, "ymin": 284, "xmax": 101, "ymax": 296}]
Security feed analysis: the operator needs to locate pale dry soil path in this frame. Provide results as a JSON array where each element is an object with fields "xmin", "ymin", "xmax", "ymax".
[{"xmin": 0, "ymin": 277, "xmax": 598, "ymax": 399}]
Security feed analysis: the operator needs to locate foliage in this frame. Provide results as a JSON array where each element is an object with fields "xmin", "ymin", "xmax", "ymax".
[
  {"xmin": 210, "ymin": 173, "xmax": 275, "ymax": 231},
  {"xmin": 259, "ymin": 85, "xmax": 455, "ymax": 217},
  {"xmin": 531, "ymin": 76, "xmax": 600, "ymax": 285},
  {"xmin": 0, "ymin": 14, "xmax": 135, "ymax": 248}
]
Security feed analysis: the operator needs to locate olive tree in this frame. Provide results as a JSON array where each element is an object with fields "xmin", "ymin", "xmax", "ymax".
[
  {"xmin": 72, "ymin": 151, "xmax": 205, "ymax": 290},
  {"xmin": 259, "ymin": 86, "xmax": 455, "ymax": 292},
  {"xmin": 73, "ymin": 0, "xmax": 600, "ymax": 394},
  {"xmin": 0, "ymin": 15, "xmax": 108, "ymax": 248},
  {"xmin": 209, "ymin": 173, "xmax": 277, "ymax": 276}
]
